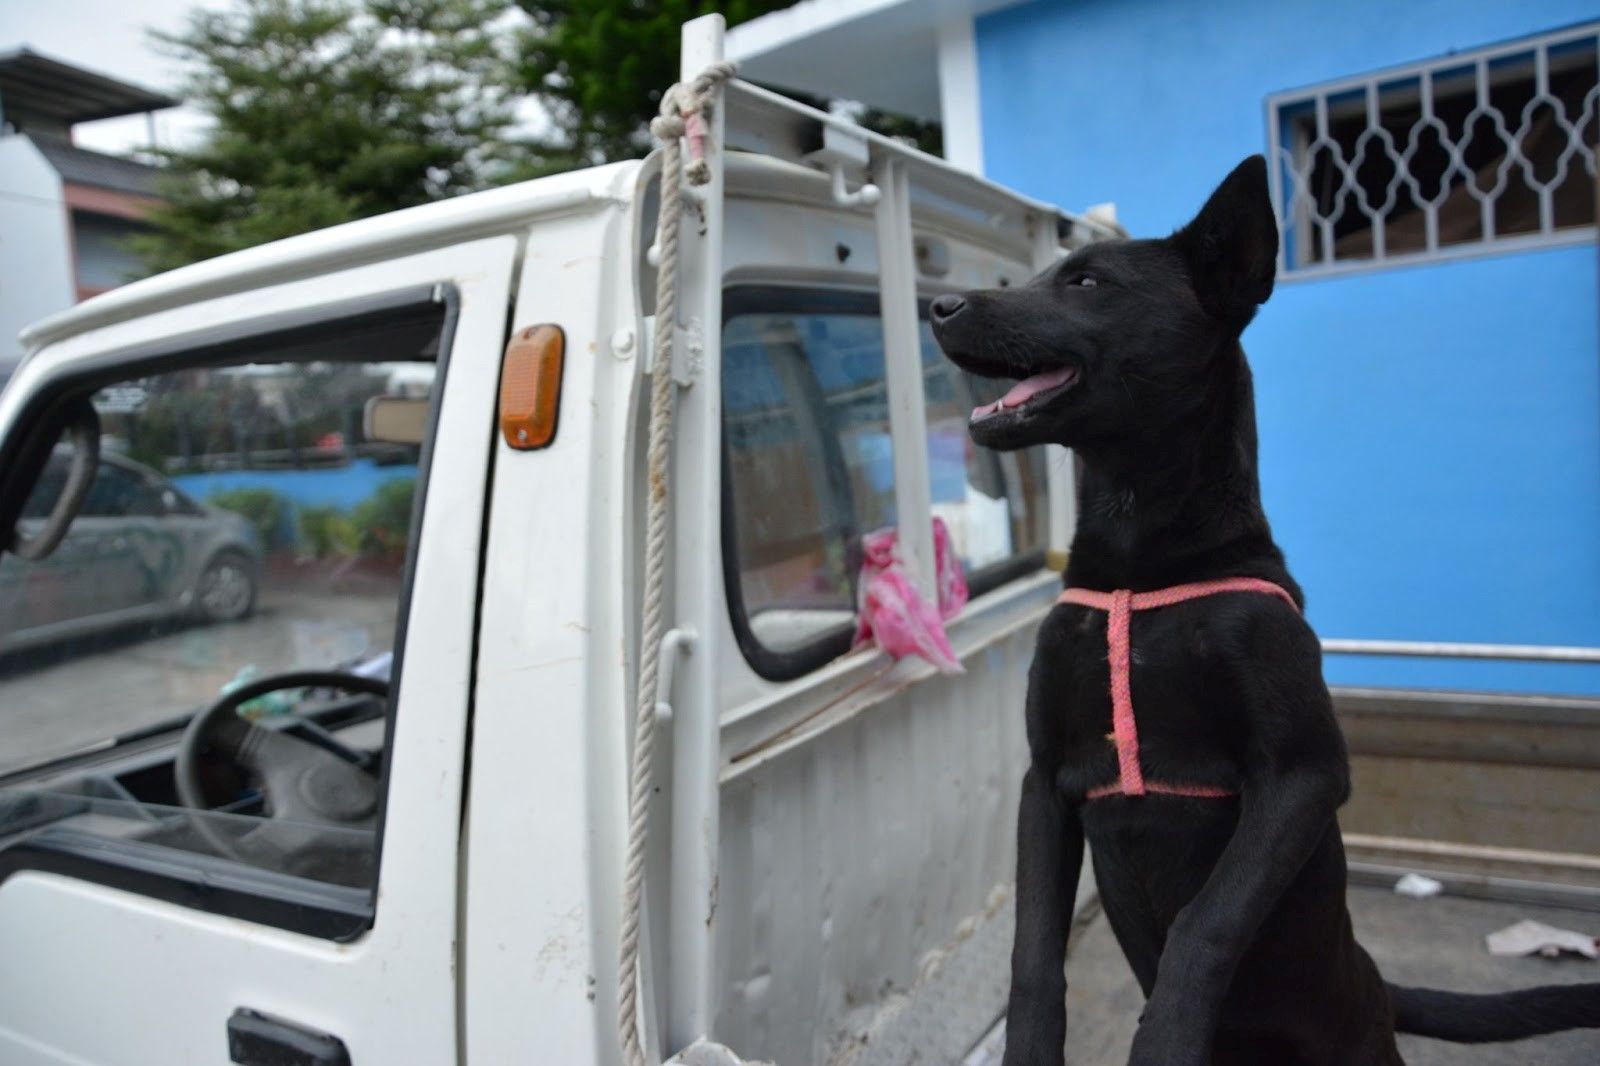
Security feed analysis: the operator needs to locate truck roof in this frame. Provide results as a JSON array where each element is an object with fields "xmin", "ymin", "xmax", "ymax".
[{"xmin": 20, "ymin": 114, "xmax": 1095, "ymax": 360}]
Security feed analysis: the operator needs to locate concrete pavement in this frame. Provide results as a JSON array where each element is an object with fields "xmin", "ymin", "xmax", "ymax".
[
  {"xmin": 0, "ymin": 589, "xmax": 397, "ymax": 774},
  {"xmin": 1056, "ymin": 885, "xmax": 1600, "ymax": 1064}
]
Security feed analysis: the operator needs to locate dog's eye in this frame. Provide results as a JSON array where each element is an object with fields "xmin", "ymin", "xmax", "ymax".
[{"xmin": 1074, "ymin": 275, "xmax": 1099, "ymax": 288}]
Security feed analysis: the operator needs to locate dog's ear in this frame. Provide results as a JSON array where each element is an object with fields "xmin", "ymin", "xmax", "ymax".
[{"xmin": 1173, "ymin": 155, "xmax": 1279, "ymax": 330}]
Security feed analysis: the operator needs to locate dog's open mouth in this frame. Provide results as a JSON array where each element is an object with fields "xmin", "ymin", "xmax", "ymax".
[{"xmin": 970, "ymin": 365, "xmax": 1079, "ymax": 424}]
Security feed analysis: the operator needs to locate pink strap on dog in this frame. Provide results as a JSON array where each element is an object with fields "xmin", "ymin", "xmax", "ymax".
[{"xmin": 1058, "ymin": 577, "xmax": 1298, "ymax": 800}]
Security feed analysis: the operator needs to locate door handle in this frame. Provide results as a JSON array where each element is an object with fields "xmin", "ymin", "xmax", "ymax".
[{"xmin": 227, "ymin": 1008, "xmax": 351, "ymax": 1065}]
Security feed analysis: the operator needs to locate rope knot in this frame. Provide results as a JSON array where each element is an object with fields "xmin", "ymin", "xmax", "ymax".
[
  {"xmin": 649, "ymin": 112, "xmax": 685, "ymax": 140},
  {"xmin": 653, "ymin": 60, "xmax": 738, "ymax": 187}
]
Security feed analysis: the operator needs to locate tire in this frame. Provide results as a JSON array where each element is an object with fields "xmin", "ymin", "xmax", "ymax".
[{"xmin": 194, "ymin": 550, "xmax": 257, "ymax": 623}]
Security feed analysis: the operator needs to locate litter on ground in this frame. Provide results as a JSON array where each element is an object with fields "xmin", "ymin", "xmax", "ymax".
[
  {"xmin": 1485, "ymin": 920, "xmax": 1599, "ymax": 960},
  {"xmin": 1393, "ymin": 873, "xmax": 1444, "ymax": 898}
]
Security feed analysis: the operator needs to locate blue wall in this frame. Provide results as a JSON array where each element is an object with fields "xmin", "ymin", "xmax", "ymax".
[
  {"xmin": 976, "ymin": 0, "xmax": 1600, "ymax": 693},
  {"xmin": 175, "ymin": 459, "xmax": 416, "ymax": 513},
  {"xmin": 175, "ymin": 459, "xmax": 417, "ymax": 545},
  {"xmin": 1255, "ymin": 247, "xmax": 1600, "ymax": 693}
]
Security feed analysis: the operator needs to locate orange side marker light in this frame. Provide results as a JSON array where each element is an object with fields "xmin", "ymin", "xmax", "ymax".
[{"xmin": 500, "ymin": 324, "xmax": 564, "ymax": 450}]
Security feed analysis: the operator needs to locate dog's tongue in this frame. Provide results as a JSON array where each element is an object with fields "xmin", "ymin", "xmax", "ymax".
[
  {"xmin": 971, "ymin": 366, "xmax": 1077, "ymax": 421},
  {"xmin": 1001, "ymin": 366, "xmax": 1076, "ymax": 407}
]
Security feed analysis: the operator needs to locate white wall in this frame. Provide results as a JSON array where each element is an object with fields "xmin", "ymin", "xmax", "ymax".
[
  {"xmin": 0, "ymin": 137, "xmax": 75, "ymax": 363},
  {"xmin": 936, "ymin": 17, "xmax": 984, "ymax": 174}
]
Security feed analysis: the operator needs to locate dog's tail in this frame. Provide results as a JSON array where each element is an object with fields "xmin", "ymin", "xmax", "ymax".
[{"xmin": 1387, "ymin": 981, "xmax": 1600, "ymax": 1043}]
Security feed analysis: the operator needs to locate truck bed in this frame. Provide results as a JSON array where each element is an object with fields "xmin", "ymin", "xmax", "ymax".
[{"xmin": 1015, "ymin": 887, "xmax": 1600, "ymax": 1064}]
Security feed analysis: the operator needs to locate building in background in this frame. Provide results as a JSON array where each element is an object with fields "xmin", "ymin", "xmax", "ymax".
[
  {"xmin": 0, "ymin": 49, "xmax": 174, "ymax": 371},
  {"xmin": 731, "ymin": 0, "xmax": 1600, "ymax": 696}
]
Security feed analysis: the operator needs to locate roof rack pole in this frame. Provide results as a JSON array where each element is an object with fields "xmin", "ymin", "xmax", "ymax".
[
  {"xmin": 1031, "ymin": 216, "xmax": 1075, "ymax": 569},
  {"xmin": 665, "ymin": 13, "xmax": 729, "ymax": 1057},
  {"xmin": 874, "ymin": 157, "xmax": 939, "ymax": 602}
]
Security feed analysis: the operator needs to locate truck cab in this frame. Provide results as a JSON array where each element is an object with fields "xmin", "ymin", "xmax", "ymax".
[{"xmin": 0, "ymin": 17, "xmax": 1115, "ymax": 1065}]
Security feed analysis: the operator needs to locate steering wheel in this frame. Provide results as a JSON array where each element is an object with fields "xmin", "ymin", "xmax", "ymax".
[{"xmin": 174, "ymin": 671, "xmax": 389, "ymax": 865}]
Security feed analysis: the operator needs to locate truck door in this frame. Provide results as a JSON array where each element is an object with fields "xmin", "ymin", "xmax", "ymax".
[{"xmin": 0, "ymin": 234, "xmax": 515, "ymax": 1065}]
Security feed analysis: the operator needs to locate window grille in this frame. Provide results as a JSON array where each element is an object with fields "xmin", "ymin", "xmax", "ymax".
[{"xmin": 1268, "ymin": 23, "xmax": 1599, "ymax": 274}]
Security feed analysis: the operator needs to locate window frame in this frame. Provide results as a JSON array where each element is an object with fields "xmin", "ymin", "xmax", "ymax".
[
  {"xmin": 720, "ymin": 284, "xmax": 1047, "ymax": 682},
  {"xmin": 1265, "ymin": 20, "xmax": 1600, "ymax": 279},
  {"xmin": 0, "ymin": 284, "xmax": 459, "ymax": 941}
]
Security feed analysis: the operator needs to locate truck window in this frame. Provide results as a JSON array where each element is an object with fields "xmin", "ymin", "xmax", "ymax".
[
  {"xmin": 722, "ymin": 286, "xmax": 1048, "ymax": 679},
  {"xmin": 0, "ymin": 299, "xmax": 448, "ymax": 930}
]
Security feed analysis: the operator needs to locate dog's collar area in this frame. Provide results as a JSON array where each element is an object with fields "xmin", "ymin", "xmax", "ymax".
[{"xmin": 1059, "ymin": 577, "xmax": 1299, "ymax": 800}]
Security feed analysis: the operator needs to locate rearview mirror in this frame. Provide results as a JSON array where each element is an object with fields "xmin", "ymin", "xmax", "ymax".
[
  {"xmin": 363, "ymin": 396, "xmax": 428, "ymax": 445},
  {"xmin": 5, "ymin": 402, "xmax": 101, "ymax": 561}
]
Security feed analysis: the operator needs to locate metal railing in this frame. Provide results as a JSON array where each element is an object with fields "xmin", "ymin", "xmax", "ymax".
[
  {"xmin": 1321, "ymin": 637, "xmax": 1600, "ymax": 664},
  {"xmin": 1267, "ymin": 22, "xmax": 1600, "ymax": 276}
]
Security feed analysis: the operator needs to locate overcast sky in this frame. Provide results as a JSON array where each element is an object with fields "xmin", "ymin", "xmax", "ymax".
[{"xmin": 1, "ymin": 0, "xmax": 224, "ymax": 154}]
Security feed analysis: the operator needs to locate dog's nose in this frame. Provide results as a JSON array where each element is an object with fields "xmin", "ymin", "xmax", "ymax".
[{"xmin": 930, "ymin": 294, "xmax": 967, "ymax": 324}]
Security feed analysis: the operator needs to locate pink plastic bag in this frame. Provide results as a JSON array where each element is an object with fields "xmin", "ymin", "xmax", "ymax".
[{"xmin": 852, "ymin": 517, "xmax": 969, "ymax": 673}]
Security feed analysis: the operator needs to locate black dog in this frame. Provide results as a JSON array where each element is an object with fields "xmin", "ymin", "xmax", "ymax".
[{"xmin": 931, "ymin": 156, "xmax": 1600, "ymax": 1065}]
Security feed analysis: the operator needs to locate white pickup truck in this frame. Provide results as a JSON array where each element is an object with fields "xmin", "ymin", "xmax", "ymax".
[{"xmin": 0, "ymin": 16, "xmax": 1124, "ymax": 1066}]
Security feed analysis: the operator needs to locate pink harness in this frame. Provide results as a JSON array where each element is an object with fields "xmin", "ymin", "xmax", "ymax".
[{"xmin": 1058, "ymin": 577, "xmax": 1298, "ymax": 800}]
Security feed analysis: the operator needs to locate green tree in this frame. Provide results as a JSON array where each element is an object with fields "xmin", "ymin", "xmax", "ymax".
[
  {"xmin": 510, "ymin": 1, "xmax": 939, "ymax": 173},
  {"xmin": 133, "ymin": 0, "xmax": 520, "ymax": 271},
  {"xmin": 351, "ymin": 478, "xmax": 417, "ymax": 557}
]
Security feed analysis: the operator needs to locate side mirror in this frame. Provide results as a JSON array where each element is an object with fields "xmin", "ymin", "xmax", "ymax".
[{"xmin": 363, "ymin": 396, "xmax": 429, "ymax": 445}]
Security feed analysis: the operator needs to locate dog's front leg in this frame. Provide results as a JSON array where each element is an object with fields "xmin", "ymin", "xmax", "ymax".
[
  {"xmin": 1126, "ymin": 773, "xmax": 1344, "ymax": 1065},
  {"xmin": 1003, "ymin": 766, "xmax": 1085, "ymax": 1066},
  {"xmin": 1127, "ymin": 615, "xmax": 1349, "ymax": 1066}
]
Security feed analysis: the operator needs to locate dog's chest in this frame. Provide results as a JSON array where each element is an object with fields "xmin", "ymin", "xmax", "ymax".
[{"xmin": 1038, "ymin": 603, "xmax": 1244, "ymax": 793}]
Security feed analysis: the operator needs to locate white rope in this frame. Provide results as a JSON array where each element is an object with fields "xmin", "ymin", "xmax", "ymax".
[{"xmin": 619, "ymin": 59, "xmax": 738, "ymax": 1066}]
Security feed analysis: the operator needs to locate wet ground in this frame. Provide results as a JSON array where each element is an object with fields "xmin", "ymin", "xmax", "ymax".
[
  {"xmin": 0, "ymin": 587, "xmax": 396, "ymax": 774},
  {"xmin": 1054, "ymin": 886, "xmax": 1600, "ymax": 1064}
]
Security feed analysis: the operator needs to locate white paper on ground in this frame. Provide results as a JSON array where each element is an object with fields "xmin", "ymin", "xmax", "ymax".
[
  {"xmin": 1485, "ymin": 919, "xmax": 1599, "ymax": 959},
  {"xmin": 1393, "ymin": 873, "xmax": 1444, "ymax": 898}
]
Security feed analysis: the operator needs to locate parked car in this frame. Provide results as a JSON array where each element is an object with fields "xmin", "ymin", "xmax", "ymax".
[{"xmin": 0, "ymin": 451, "xmax": 261, "ymax": 654}]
